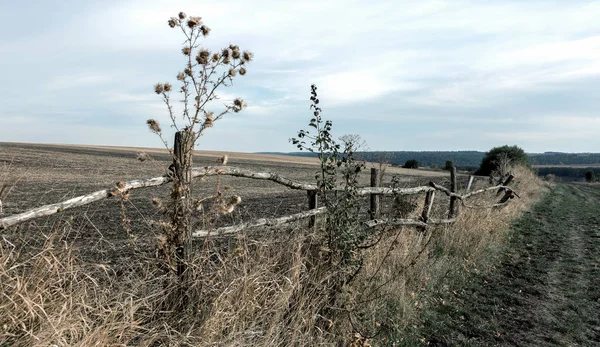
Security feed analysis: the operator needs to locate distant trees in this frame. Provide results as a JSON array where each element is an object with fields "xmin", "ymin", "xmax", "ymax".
[
  {"xmin": 476, "ymin": 145, "xmax": 530, "ymax": 176},
  {"xmin": 585, "ymin": 170, "xmax": 595, "ymax": 182},
  {"xmin": 403, "ymin": 159, "xmax": 419, "ymax": 169}
]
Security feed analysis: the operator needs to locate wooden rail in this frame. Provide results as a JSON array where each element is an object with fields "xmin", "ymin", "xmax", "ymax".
[{"xmin": 0, "ymin": 165, "xmax": 517, "ymax": 231}]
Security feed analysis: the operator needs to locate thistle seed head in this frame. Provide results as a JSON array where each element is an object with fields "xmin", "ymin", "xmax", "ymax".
[
  {"xmin": 232, "ymin": 98, "xmax": 246, "ymax": 112},
  {"xmin": 154, "ymin": 83, "xmax": 164, "ymax": 94},
  {"xmin": 242, "ymin": 51, "xmax": 254, "ymax": 63},
  {"xmin": 178, "ymin": 12, "xmax": 186, "ymax": 20},
  {"xmin": 177, "ymin": 72, "xmax": 185, "ymax": 81},
  {"xmin": 239, "ymin": 67, "xmax": 247, "ymax": 76},
  {"xmin": 228, "ymin": 68, "xmax": 237, "ymax": 77},
  {"xmin": 146, "ymin": 119, "xmax": 161, "ymax": 133},
  {"xmin": 136, "ymin": 151, "xmax": 150, "ymax": 162},
  {"xmin": 200, "ymin": 25, "xmax": 211, "ymax": 36},
  {"xmin": 168, "ymin": 18, "xmax": 178, "ymax": 28},
  {"xmin": 211, "ymin": 53, "xmax": 221, "ymax": 63},
  {"xmin": 163, "ymin": 83, "xmax": 172, "ymax": 92},
  {"xmin": 182, "ymin": 47, "xmax": 191, "ymax": 56},
  {"xmin": 222, "ymin": 48, "xmax": 231, "ymax": 59},
  {"xmin": 196, "ymin": 49, "xmax": 210, "ymax": 65},
  {"xmin": 187, "ymin": 16, "xmax": 201, "ymax": 28},
  {"xmin": 204, "ymin": 112, "xmax": 214, "ymax": 127},
  {"xmin": 229, "ymin": 195, "xmax": 241, "ymax": 205}
]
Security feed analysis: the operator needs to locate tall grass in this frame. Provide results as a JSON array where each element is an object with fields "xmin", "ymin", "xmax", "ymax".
[{"xmin": 1, "ymin": 166, "xmax": 543, "ymax": 346}]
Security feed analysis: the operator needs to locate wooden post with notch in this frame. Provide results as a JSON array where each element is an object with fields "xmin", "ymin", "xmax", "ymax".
[
  {"xmin": 172, "ymin": 129, "xmax": 194, "ymax": 285},
  {"xmin": 370, "ymin": 168, "xmax": 381, "ymax": 220},
  {"xmin": 421, "ymin": 190, "xmax": 435, "ymax": 226},
  {"xmin": 449, "ymin": 166, "xmax": 457, "ymax": 218},
  {"xmin": 496, "ymin": 174, "xmax": 514, "ymax": 196},
  {"xmin": 307, "ymin": 190, "xmax": 318, "ymax": 229}
]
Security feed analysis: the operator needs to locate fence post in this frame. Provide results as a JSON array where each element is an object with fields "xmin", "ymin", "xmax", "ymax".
[
  {"xmin": 465, "ymin": 175, "xmax": 474, "ymax": 193},
  {"xmin": 307, "ymin": 190, "xmax": 318, "ymax": 229},
  {"xmin": 172, "ymin": 130, "xmax": 194, "ymax": 286},
  {"xmin": 449, "ymin": 166, "xmax": 457, "ymax": 218},
  {"xmin": 496, "ymin": 174, "xmax": 514, "ymax": 196},
  {"xmin": 370, "ymin": 168, "xmax": 380, "ymax": 219},
  {"xmin": 498, "ymin": 189, "xmax": 515, "ymax": 205},
  {"xmin": 421, "ymin": 191, "xmax": 435, "ymax": 224}
]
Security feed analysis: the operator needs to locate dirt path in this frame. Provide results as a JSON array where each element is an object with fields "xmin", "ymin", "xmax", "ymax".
[{"xmin": 409, "ymin": 183, "xmax": 600, "ymax": 346}]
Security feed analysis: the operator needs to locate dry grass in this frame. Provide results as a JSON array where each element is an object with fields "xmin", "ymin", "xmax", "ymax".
[
  {"xmin": 344, "ymin": 166, "xmax": 545, "ymax": 341},
  {"xmin": 0, "ymin": 166, "xmax": 544, "ymax": 346}
]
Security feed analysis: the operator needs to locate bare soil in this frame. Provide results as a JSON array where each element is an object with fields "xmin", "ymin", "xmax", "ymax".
[{"xmin": 0, "ymin": 142, "xmax": 460, "ymax": 267}]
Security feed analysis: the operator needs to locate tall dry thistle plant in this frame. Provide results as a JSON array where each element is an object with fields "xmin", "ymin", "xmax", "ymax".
[{"xmin": 146, "ymin": 12, "xmax": 252, "ymax": 289}]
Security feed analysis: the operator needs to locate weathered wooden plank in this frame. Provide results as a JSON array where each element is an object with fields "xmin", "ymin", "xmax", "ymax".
[
  {"xmin": 0, "ymin": 176, "xmax": 170, "ymax": 230},
  {"xmin": 307, "ymin": 190, "xmax": 318, "ymax": 229},
  {"xmin": 449, "ymin": 166, "xmax": 458, "ymax": 218},
  {"xmin": 192, "ymin": 207, "xmax": 328, "ymax": 237},
  {"xmin": 465, "ymin": 175, "xmax": 474, "ymax": 193},
  {"xmin": 421, "ymin": 191, "xmax": 435, "ymax": 223},
  {"xmin": 365, "ymin": 217, "xmax": 456, "ymax": 229},
  {"xmin": 370, "ymin": 168, "xmax": 381, "ymax": 219}
]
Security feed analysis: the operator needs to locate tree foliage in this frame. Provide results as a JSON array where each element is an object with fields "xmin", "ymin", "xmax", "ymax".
[
  {"xmin": 403, "ymin": 159, "xmax": 419, "ymax": 169},
  {"xmin": 476, "ymin": 145, "xmax": 530, "ymax": 176},
  {"xmin": 585, "ymin": 170, "xmax": 595, "ymax": 182}
]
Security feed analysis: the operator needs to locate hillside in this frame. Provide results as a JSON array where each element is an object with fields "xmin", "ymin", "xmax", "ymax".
[{"xmin": 260, "ymin": 151, "xmax": 600, "ymax": 170}]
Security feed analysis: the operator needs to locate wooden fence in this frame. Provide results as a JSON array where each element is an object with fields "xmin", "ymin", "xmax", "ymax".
[{"xmin": 0, "ymin": 164, "xmax": 517, "ymax": 237}]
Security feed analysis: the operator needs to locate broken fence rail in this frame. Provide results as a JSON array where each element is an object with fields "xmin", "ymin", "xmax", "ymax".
[{"xmin": 0, "ymin": 166, "xmax": 515, "ymax": 231}]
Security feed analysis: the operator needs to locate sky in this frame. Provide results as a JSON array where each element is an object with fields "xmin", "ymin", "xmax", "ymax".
[{"xmin": 1, "ymin": 0, "xmax": 600, "ymax": 153}]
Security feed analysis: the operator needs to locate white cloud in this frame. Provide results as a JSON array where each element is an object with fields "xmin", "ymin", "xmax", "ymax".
[
  {"xmin": 45, "ymin": 74, "xmax": 114, "ymax": 91},
  {"xmin": 2, "ymin": 0, "xmax": 600, "ymax": 152}
]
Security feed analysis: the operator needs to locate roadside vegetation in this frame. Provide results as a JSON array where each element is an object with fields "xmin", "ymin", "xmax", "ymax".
[
  {"xmin": 402, "ymin": 183, "xmax": 600, "ymax": 346},
  {"xmin": 0, "ymin": 11, "xmax": 548, "ymax": 346}
]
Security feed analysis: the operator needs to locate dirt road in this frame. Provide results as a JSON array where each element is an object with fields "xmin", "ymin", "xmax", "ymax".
[{"xmin": 409, "ymin": 183, "xmax": 600, "ymax": 346}]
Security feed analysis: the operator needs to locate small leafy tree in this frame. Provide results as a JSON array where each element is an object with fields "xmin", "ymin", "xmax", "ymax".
[
  {"xmin": 476, "ymin": 145, "xmax": 529, "ymax": 176},
  {"xmin": 403, "ymin": 159, "xmax": 419, "ymax": 169},
  {"xmin": 146, "ymin": 12, "xmax": 252, "ymax": 286},
  {"xmin": 290, "ymin": 85, "xmax": 369, "ymax": 313},
  {"xmin": 585, "ymin": 170, "xmax": 595, "ymax": 182}
]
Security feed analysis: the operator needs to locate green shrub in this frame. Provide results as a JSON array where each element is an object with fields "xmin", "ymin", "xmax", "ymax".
[
  {"xmin": 403, "ymin": 159, "xmax": 419, "ymax": 169},
  {"xmin": 475, "ymin": 145, "xmax": 529, "ymax": 176}
]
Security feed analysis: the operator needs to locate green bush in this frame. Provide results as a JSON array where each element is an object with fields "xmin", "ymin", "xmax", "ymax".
[
  {"xmin": 585, "ymin": 170, "xmax": 595, "ymax": 182},
  {"xmin": 475, "ymin": 145, "xmax": 529, "ymax": 176},
  {"xmin": 403, "ymin": 159, "xmax": 419, "ymax": 169}
]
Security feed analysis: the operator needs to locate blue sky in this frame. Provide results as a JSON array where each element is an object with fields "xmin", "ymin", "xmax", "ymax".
[{"xmin": 1, "ymin": 0, "xmax": 600, "ymax": 153}]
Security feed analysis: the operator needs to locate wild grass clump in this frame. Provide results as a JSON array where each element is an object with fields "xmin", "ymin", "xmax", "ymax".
[
  {"xmin": 344, "ymin": 165, "xmax": 545, "ymax": 343},
  {"xmin": 0, "ymin": 166, "xmax": 544, "ymax": 346}
]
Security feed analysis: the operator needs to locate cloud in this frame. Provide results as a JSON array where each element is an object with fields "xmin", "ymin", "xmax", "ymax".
[
  {"xmin": 1, "ymin": 0, "xmax": 600, "ymax": 152},
  {"xmin": 45, "ymin": 74, "xmax": 114, "ymax": 91}
]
